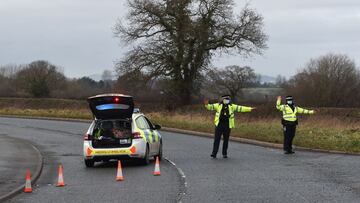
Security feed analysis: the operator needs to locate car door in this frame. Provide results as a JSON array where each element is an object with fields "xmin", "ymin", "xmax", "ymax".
[
  {"xmin": 144, "ymin": 116, "xmax": 160, "ymax": 154},
  {"xmin": 135, "ymin": 116, "xmax": 156, "ymax": 154}
]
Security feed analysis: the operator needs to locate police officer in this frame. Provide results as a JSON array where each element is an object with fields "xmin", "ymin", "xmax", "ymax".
[
  {"xmin": 276, "ymin": 96, "xmax": 315, "ymax": 154},
  {"xmin": 204, "ymin": 95, "xmax": 255, "ymax": 158}
]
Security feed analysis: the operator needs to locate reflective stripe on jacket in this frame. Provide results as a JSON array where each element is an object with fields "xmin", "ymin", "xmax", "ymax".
[
  {"xmin": 276, "ymin": 98, "xmax": 314, "ymax": 122},
  {"xmin": 205, "ymin": 103, "xmax": 252, "ymax": 128}
]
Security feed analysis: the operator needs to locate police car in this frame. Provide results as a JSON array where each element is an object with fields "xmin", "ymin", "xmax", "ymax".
[{"xmin": 83, "ymin": 94, "xmax": 162, "ymax": 167}]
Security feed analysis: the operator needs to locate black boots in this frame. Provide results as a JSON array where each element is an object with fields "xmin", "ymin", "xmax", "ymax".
[{"xmin": 284, "ymin": 151, "xmax": 295, "ymax": 154}]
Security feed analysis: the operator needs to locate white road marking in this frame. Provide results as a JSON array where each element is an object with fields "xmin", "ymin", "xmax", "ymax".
[{"xmin": 164, "ymin": 157, "xmax": 187, "ymax": 203}]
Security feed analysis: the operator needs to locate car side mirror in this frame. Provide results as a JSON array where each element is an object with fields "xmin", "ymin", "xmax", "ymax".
[{"xmin": 154, "ymin": 124, "xmax": 161, "ymax": 130}]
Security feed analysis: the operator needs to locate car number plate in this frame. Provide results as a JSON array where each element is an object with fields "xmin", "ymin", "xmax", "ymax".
[{"xmin": 120, "ymin": 139, "xmax": 130, "ymax": 144}]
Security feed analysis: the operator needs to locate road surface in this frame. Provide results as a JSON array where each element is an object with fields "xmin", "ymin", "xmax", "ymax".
[
  {"xmin": 0, "ymin": 135, "xmax": 40, "ymax": 199},
  {"xmin": 0, "ymin": 117, "xmax": 359, "ymax": 202}
]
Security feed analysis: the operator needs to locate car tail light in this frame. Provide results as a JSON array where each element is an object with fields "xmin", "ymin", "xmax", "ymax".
[
  {"xmin": 132, "ymin": 132, "xmax": 142, "ymax": 139},
  {"xmin": 84, "ymin": 134, "xmax": 92, "ymax": 140},
  {"xmin": 114, "ymin": 97, "xmax": 120, "ymax": 103}
]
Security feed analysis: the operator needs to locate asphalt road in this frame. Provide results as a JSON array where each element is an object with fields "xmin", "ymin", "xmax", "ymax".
[
  {"xmin": 1, "ymin": 117, "xmax": 360, "ymax": 202},
  {"xmin": 0, "ymin": 135, "xmax": 39, "ymax": 198}
]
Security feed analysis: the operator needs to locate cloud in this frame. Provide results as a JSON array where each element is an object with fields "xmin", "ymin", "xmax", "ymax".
[
  {"xmin": 0, "ymin": 0, "xmax": 359, "ymax": 78},
  {"xmin": 216, "ymin": 0, "xmax": 360, "ymax": 77}
]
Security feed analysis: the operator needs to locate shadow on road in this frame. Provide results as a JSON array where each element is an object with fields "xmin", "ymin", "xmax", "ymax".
[{"xmin": 90, "ymin": 159, "xmax": 156, "ymax": 168}]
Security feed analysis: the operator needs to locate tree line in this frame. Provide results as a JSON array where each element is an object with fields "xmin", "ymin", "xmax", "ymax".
[
  {"xmin": 283, "ymin": 53, "xmax": 360, "ymax": 108},
  {"xmin": 0, "ymin": 60, "xmax": 112, "ymax": 99},
  {"xmin": 117, "ymin": 53, "xmax": 360, "ymax": 108},
  {"xmin": 0, "ymin": 53, "xmax": 359, "ymax": 108}
]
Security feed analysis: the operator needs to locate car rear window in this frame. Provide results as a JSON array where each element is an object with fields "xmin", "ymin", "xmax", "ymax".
[
  {"xmin": 92, "ymin": 120, "xmax": 132, "ymax": 139},
  {"xmin": 95, "ymin": 104, "xmax": 130, "ymax": 111}
]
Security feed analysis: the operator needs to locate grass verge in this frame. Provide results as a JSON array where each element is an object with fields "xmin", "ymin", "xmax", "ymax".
[
  {"xmin": 147, "ymin": 112, "xmax": 360, "ymax": 153},
  {"xmin": 0, "ymin": 108, "xmax": 92, "ymax": 120}
]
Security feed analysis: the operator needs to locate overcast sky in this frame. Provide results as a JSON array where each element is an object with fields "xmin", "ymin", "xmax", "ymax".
[{"xmin": 0, "ymin": 0, "xmax": 359, "ymax": 79}]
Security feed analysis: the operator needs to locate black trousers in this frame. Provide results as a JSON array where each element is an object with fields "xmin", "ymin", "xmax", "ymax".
[
  {"xmin": 212, "ymin": 123, "xmax": 231, "ymax": 156},
  {"xmin": 283, "ymin": 125, "xmax": 297, "ymax": 152}
]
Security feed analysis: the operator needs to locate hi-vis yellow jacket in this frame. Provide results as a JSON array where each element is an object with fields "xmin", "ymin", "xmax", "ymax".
[
  {"xmin": 276, "ymin": 97, "xmax": 314, "ymax": 122},
  {"xmin": 205, "ymin": 103, "xmax": 252, "ymax": 128}
]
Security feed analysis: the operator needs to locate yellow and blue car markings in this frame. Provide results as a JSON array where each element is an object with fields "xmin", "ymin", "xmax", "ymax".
[
  {"xmin": 134, "ymin": 117, "xmax": 161, "ymax": 144},
  {"xmin": 138, "ymin": 129, "xmax": 147, "ymax": 142},
  {"xmin": 137, "ymin": 129, "xmax": 160, "ymax": 144},
  {"xmin": 147, "ymin": 129, "xmax": 154, "ymax": 143},
  {"xmin": 153, "ymin": 130, "xmax": 160, "ymax": 142}
]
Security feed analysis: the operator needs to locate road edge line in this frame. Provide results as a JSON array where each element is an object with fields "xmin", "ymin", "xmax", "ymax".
[
  {"xmin": 0, "ymin": 137, "xmax": 44, "ymax": 202},
  {"xmin": 164, "ymin": 157, "xmax": 187, "ymax": 203}
]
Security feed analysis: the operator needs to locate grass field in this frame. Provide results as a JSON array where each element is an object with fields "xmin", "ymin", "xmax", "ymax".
[
  {"xmin": 0, "ymin": 97, "xmax": 359, "ymax": 153},
  {"xmin": 0, "ymin": 108, "xmax": 91, "ymax": 119},
  {"xmin": 147, "ymin": 112, "xmax": 360, "ymax": 153}
]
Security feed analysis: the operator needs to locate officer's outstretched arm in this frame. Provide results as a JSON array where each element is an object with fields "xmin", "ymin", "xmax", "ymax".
[
  {"xmin": 296, "ymin": 107, "xmax": 315, "ymax": 114},
  {"xmin": 205, "ymin": 103, "xmax": 218, "ymax": 111},
  {"xmin": 232, "ymin": 104, "xmax": 253, "ymax": 113},
  {"xmin": 204, "ymin": 99, "xmax": 213, "ymax": 111},
  {"xmin": 276, "ymin": 96, "xmax": 284, "ymax": 111}
]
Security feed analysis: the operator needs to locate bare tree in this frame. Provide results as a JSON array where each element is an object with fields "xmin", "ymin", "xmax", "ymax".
[
  {"xmin": 100, "ymin": 69, "xmax": 115, "ymax": 91},
  {"xmin": 275, "ymin": 75, "xmax": 287, "ymax": 87},
  {"xmin": 101, "ymin": 70, "xmax": 113, "ymax": 82},
  {"xmin": 1, "ymin": 62, "xmax": 123, "ymax": 99},
  {"xmin": 0, "ymin": 64, "xmax": 23, "ymax": 78},
  {"xmin": 114, "ymin": 69, "xmax": 149, "ymax": 96},
  {"xmin": 205, "ymin": 65, "xmax": 258, "ymax": 102},
  {"xmin": 0, "ymin": 64, "xmax": 23, "ymax": 96},
  {"xmin": 15, "ymin": 60, "xmax": 66, "ymax": 97},
  {"xmin": 114, "ymin": 0, "xmax": 267, "ymax": 105},
  {"xmin": 286, "ymin": 53, "xmax": 360, "ymax": 107}
]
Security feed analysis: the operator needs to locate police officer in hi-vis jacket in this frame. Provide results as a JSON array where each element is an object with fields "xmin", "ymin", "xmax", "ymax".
[
  {"xmin": 276, "ymin": 96, "xmax": 315, "ymax": 154},
  {"xmin": 204, "ymin": 95, "xmax": 255, "ymax": 158}
]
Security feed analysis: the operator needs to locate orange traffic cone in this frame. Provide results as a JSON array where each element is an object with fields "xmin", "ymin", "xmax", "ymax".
[
  {"xmin": 24, "ymin": 169, "xmax": 32, "ymax": 193},
  {"xmin": 116, "ymin": 160, "xmax": 124, "ymax": 181},
  {"xmin": 56, "ymin": 164, "xmax": 65, "ymax": 187},
  {"xmin": 153, "ymin": 156, "xmax": 161, "ymax": 176}
]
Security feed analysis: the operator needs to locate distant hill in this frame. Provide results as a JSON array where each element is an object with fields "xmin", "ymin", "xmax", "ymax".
[
  {"xmin": 88, "ymin": 73, "xmax": 117, "ymax": 81},
  {"xmin": 260, "ymin": 75, "xmax": 276, "ymax": 84}
]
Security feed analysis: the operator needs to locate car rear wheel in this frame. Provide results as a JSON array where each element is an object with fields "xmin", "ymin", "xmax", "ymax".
[
  {"xmin": 140, "ymin": 145, "xmax": 150, "ymax": 165},
  {"xmin": 84, "ymin": 159, "xmax": 95, "ymax": 167}
]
